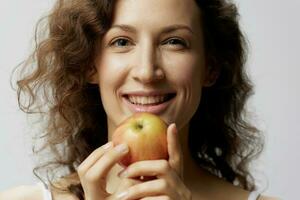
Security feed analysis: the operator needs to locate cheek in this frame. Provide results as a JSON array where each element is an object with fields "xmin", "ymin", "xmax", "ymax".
[
  {"xmin": 165, "ymin": 53, "xmax": 205, "ymax": 87},
  {"xmin": 95, "ymin": 54, "xmax": 129, "ymax": 124},
  {"xmin": 164, "ymin": 56, "xmax": 204, "ymax": 130},
  {"xmin": 97, "ymin": 53, "xmax": 128, "ymax": 88}
]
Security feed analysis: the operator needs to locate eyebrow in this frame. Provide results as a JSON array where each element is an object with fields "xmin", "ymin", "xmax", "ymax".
[{"xmin": 110, "ymin": 24, "xmax": 194, "ymax": 35}]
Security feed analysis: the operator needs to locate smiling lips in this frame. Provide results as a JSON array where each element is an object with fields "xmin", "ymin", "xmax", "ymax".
[{"xmin": 122, "ymin": 92, "xmax": 176, "ymax": 114}]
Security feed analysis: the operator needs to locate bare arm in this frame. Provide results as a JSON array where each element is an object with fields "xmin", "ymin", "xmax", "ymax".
[
  {"xmin": 0, "ymin": 184, "xmax": 78, "ymax": 200},
  {"xmin": 259, "ymin": 195, "xmax": 282, "ymax": 200},
  {"xmin": 0, "ymin": 185, "xmax": 42, "ymax": 200}
]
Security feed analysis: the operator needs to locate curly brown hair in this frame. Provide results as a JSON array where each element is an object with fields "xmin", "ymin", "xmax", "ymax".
[{"xmin": 13, "ymin": 0, "xmax": 264, "ymax": 199}]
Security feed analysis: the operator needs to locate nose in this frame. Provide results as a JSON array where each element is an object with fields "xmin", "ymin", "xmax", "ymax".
[{"xmin": 131, "ymin": 43, "xmax": 165, "ymax": 84}]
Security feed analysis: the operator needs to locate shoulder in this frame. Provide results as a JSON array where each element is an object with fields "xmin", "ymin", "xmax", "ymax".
[
  {"xmin": 0, "ymin": 183, "xmax": 79, "ymax": 200},
  {"xmin": 259, "ymin": 195, "xmax": 282, "ymax": 200},
  {"xmin": 0, "ymin": 184, "xmax": 42, "ymax": 200},
  {"xmin": 194, "ymin": 169, "xmax": 281, "ymax": 200},
  {"xmin": 200, "ymin": 170, "xmax": 281, "ymax": 200}
]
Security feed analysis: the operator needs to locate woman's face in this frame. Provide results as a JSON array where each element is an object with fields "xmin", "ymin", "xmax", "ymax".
[{"xmin": 93, "ymin": 0, "xmax": 209, "ymax": 134}]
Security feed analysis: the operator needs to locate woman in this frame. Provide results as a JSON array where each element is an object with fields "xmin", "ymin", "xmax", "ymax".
[{"xmin": 0, "ymin": 0, "xmax": 279, "ymax": 199}]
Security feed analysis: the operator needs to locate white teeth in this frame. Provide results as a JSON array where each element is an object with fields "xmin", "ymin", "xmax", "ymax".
[{"xmin": 128, "ymin": 95, "xmax": 167, "ymax": 105}]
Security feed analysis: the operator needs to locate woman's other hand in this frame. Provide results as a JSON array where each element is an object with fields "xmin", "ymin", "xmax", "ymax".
[
  {"xmin": 77, "ymin": 142, "xmax": 141, "ymax": 200},
  {"xmin": 115, "ymin": 123, "xmax": 193, "ymax": 200}
]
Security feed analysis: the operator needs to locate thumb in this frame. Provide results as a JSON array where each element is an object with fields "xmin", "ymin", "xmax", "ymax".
[{"xmin": 167, "ymin": 123, "xmax": 183, "ymax": 178}]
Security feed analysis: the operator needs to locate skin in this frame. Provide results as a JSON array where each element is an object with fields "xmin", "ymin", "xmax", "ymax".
[
  {"xmin": 81, "ymin": 0, "xmax": 246, "ymax": 199},
  {"xmin": 0, "ymin": 0, "xmax": 280, "ymax": 200},
  {"xmin": 93, "ymin": 0, "xmax": 209, "ymax": 135}
]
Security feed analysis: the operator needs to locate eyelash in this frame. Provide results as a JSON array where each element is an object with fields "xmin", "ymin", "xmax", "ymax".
[
  {"xmin": 110, "ymin": 37, "xmax": 132, "ymax": 47},
  {"xmin": 162, "ymin": 38, "xmax": 187, "ymax": 47},
  {"xmin": 110, "ymin": 37, "xmax": 188, "ymax": 48}
]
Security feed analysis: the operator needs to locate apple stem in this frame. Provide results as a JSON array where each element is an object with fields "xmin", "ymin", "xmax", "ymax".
[{"xmin": 136, "ymin": 124, "xmax": 143, "ymax": 130}]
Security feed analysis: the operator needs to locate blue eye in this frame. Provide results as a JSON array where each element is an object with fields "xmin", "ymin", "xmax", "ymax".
[{"xmin": 111, "ymin": 38, "xmax": 132, "ymax": 47}]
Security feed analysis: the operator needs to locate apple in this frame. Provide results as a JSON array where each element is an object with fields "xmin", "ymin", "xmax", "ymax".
[{"xmin": 112, "ymin": 112, "xmax": 168, "ymax": 167}]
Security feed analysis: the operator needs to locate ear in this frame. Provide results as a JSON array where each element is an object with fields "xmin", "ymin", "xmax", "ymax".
[
  {"xmin": 86, "ymin": 66, "xmax": 99, "ymax": 84},
  {"xmin": 203, "ymin": 67, "xmax": 220, "ymax": 87}
]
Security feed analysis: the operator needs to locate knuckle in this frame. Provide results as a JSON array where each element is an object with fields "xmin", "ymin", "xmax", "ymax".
[
  {"xmin": 132, "ymin": 183, "xmax": 145, "ymax": 194},
  {"xmin": 84, "ymin": 171, "xmax": 98, "ymax": 183},
  {"xmin": 173, "ymin": 155, "xmax": 180, "ymax": 164},
  {"xmin": 99, "ymin": 153, "xmax": 112, "ymax": 164},
  {"xmin": 160, "ymin": 160, "xmax": 170, "ymax": 172},
  {"xmin": 120, "ymin": 178, "xmax": 135, "ymax": 187},
  {"xmin": 76, "ymin": 165, "xmax": 85, "ymax": 176},
  {"xmin": 158, "ymin": 179, "xmax": 169, "ymax": 191},
  {"xmin": 124, "ymin": 166, "xmax": 133, "ymax": 175},
  {"xmin": 136, "ymin": 184, "xmax": 144, "ymax": 193},
  {"xmin": 107, "ymin": 148, "xmax": 122, "ymax": 161},
  {"xmin": 100, "ymin": 150, "xmax": 119, "ymax": 166}
]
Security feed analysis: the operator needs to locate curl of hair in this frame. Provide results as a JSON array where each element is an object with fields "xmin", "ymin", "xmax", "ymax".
[
  {"xmin": 13, "ymin": 0, "xmax": 263, "ymax": 199},
  {"xmin": 191, "ymin": 0, "xmax": 264, "ymax": 191}
]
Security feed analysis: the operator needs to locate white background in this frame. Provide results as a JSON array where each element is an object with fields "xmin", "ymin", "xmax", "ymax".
[{"xmin": 0, "ymin": 0, "xmax": 299, "ymax": 199}]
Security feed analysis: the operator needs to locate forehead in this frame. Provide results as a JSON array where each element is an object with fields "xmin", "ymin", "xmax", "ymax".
[{"xmin": 111, "ymin": 0, "xmax": 202, "ymax": 31}]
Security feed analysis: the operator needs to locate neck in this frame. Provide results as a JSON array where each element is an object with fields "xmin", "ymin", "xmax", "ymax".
[{"xmin": 179, "ymin": 123, "xmax": 204, "ymax": 183}]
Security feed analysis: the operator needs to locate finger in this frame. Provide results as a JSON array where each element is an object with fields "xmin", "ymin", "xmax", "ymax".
[
  {"xmin": 114, "ymin": 177, "xmax": 142, "ymax": 193},
  {"xmin": 114, "ymin": 178, "xmax": 177, "ymax": 200},
  {"xmin": 106, "ymin": 178, "xmax": 142, "ymax": 200},
  {"xmin": 167, "ymin": 123, "xmax": 183, "ymax": 178},
  {"xmin": 84, "ymin": 143, "xmax": 129, "ymax": 182},
  {"xmin": 77, "ymin": 141, "xmax": 113, "ymax": 174},
  {"xmin": 118, "ymin": 159, "xmax": 173, "ymax": 179}
]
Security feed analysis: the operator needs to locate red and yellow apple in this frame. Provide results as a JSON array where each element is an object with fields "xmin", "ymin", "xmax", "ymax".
[{"xmin": 112, "ymin": 112, "xmax": 168, "ymax": 167}]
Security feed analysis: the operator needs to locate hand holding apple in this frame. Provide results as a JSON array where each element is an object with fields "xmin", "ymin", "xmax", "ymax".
[
  {"xmin": 112, "ymin": 123, "xmax": 192, "ymax": 200},
  {"xmin": 112, "ymin": 112, "xmax": 168, "ymax": 167}
]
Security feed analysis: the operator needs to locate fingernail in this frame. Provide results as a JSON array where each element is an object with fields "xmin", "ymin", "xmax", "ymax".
[
  {"xmin": 103, "ymin": 142, "xmax": 113, "ymax": 150},
  {"xmin": 115, "ymin": 144, "xmax": 129, "ymax": 153},
  {"xmin": 116, "ymin": 191, "xmax": 128, "ymax": 199}
]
